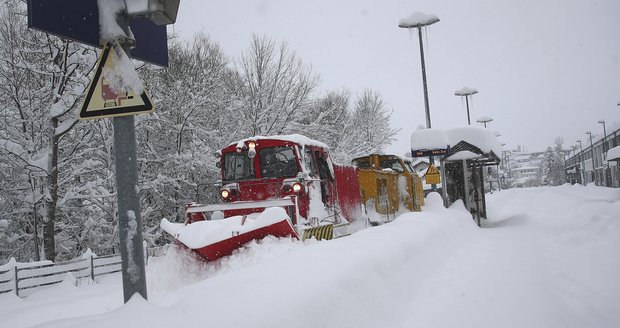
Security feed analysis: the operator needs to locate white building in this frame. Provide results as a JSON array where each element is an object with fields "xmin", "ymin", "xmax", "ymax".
[{"xmin": 506, "ymin": 150, "xmax": 544, "ymax": 188}]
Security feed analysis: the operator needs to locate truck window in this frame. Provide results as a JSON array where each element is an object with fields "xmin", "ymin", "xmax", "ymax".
[
  {"xmin": 223, "ymin": 152, "xmax": 255, "ymax": 181},
  {"xmin": 259, "ymin": 147, "xmax": 299, "ymax": 178}
]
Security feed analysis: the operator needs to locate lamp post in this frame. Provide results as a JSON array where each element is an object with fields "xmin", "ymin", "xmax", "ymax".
[
  {"xmin": 570, "ymin": 145, "xmax": 578, "ymax": 184},
  {"xmin": 576, "ymin": 140, "xmax": 584, "ymax": 185},
  {"xmin": 399, "ymin": 12, "xmax": 439, "ymax": 130},
  {"xmin": 598, "ymin": 119, "xmax": 608, "ymax": 186},
  {"xmin": 477, "ymin": 116, "xmax": 493, "ymax": 128},
  {"xmin": 455, "ymin": 87, "xmax": 478, "ymax": 125},
  {"xmin": 399, "ymin": 12, "xmax": 440, "ymax": 190},
  {"xmin": 586, "ymin": 131, "xmax": 595, "ymax": 185}
]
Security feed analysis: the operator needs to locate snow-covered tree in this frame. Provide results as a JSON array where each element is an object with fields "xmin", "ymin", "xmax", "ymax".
[
  {"xmin": 0, "ymin": 1, "xmax": 96, "ymax": 261},
  {"xmin": 340, "ymin": 89, "xmax": 398, "ymax": 161},
  {"xmin": 137, "ymin": 33, "xmax": 236, "ymax": 240},
  {"xmin": 0, "ymin": 13, "xmax": 401, "ymax": 262},
  {"xmin": 540, "ymin": 137, "xmax": 566, "ymax": 186},
  {"xmin": 235, "ymin": 34, "xmax": 319, "ymax": 136},
  {"xmin": 286, "ymin": 89, "xmax": 351, "ymax": 159}
]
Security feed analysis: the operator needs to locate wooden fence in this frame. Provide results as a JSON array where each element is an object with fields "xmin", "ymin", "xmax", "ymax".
[{"xmin": 0, "ymin": 244, "xmax": 169, "ymax": 297}]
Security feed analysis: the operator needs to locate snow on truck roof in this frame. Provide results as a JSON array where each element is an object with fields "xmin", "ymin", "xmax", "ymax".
[{"xmin": 228, "ymin": 134, "xmax": 329, "ymax": 150}]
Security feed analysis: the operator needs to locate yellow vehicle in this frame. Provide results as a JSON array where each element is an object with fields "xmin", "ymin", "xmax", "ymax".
[{"xmin": 351, "ymin": 154, "xmax": 424, "ymax": 219}]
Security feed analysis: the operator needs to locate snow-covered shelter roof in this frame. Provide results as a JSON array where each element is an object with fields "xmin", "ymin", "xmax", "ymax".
[
  {"xmin": 410, "ymin": 129, "xmax": 450, "ymax": 151},
  {"xmin": 446, "ymin": 126, "xmax": 502, "ymax": 156},
  {"xmin": 607, "ymin": 146, "xmax": 620, "ymax": 161},
  {"xmin": 411, "ymin": 126, "xmax": 501, "ymax": 165},
  {"xmin": 446, "ymin": 127, "xmax": 501, "ymax": 165},
  {"xmin": 445, "ymin": 151, "xmax": 482, "ymax": 161}
]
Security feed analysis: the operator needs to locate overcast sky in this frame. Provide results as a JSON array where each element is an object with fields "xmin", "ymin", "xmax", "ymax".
[{"xmin": 171, "ymin": 0, "xmax": 620, "ymax": 154}]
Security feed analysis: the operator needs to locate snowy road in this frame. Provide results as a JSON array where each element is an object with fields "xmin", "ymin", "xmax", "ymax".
[{"xmin": 1, "ymin": 185, "xmax": 619, "ymax": 328}]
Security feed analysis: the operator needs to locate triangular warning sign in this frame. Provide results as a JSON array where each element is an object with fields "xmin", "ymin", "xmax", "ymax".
[
  {"xmin": 426, "ymin": 164, "xmax": 440, "ymax": 175},
  {"xmin": 425, "ymin": 164, "xmax": 441, "ymax": 184},
  {"xmin": 78, "ymin": 43, "xmax": 154, "ymax": 120}
]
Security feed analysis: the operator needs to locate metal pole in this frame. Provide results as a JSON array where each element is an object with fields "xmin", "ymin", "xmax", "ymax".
[
  {"xmin": 462, "ymin": 160, "xmax": 470, "ymax": 212},
  {"xmin": 114, "ymin": 12, "xmax": 147, "ymax": 303},
  {"xmin": 32, "ymin": 204, "xmax": 40, "ymax": 261},
  {"xmin": 577, "ymin": 141, "xmax": 584, "ymax": 185},
  {"xmin": 588, "ymin": 133, "xmax": 595, "ymax": 185},
  {"xmin": 440, "ymin": 158, "xmax": 448, "ymax": 207},
  {"xmin": 14, "ymin": 265, "xmax": 18, "ymax": 297},
  {"xmin": 465, "ymin": 96, "xmax": 471, "ymax": 125},
  {"xmin": 417, "ymin": 27, "xmax": 432, "ymax": 130},
  {"xmin": 601, "ymin": 122, "xmax": 608, "ymax": 186},
  {"xmin": 416, "ymin": 26, "xmax": 436, "ymax": 190}
]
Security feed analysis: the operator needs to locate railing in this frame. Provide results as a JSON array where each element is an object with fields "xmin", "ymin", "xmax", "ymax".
[{"xmin": 0, "ymin": 244, "xmax": 169, "ymax": 298}]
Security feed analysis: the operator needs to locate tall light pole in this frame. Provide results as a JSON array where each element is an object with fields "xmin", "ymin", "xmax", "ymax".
[
  {"xmin": 399, "ymin": 12, "xmax": 440, "ymax": 190},
  {"xmin": 455, "ymin": 87, "xmax": 478, "ymax": 125},
  {"xmin": 576, "ymin": 140, "xmax": 584, "ymax": 185},
  {"xmin": 399, "ymin": 12, "xmax": 439, "ymax": 130},
  {"xmin": 598, "ymin": 119, "xmax": 608, "ymax": 186},
  {"xmin": 586, "ymin": 131, "xmax": 595, "ymax": 185},
  {"xmin": 477, "ymin": 116, "xmax": 493, "ymax": 128}
]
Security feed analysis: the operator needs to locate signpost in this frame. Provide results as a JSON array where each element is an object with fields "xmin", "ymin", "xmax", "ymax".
[{"xmin": 27, "ymin": 0, "xmax": 180, "ymax": 303}]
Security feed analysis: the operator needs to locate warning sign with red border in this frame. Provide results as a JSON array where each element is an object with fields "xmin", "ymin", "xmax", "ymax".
[{"xmin": 78, "ymin": 43, "xmax": 154, "ymax": 120}]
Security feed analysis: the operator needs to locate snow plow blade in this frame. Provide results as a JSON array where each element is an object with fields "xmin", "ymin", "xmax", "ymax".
[
  {"xmin": 302, "ymin": 224, "xmax": 334, "ymax": 241},
  {"xmin": 160, "ymin": 207, "xmax": 298, "ymax": 261}
]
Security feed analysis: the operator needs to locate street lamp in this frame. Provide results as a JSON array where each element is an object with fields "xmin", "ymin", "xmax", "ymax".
[
  {"xmin": 586, "ymin": 131, "xmax": 595, "ymax": 185},
  {"xmin": 576, "ymin": 140, "xmax": 584, "ymax": 185},
  {"xmin": 598, "ymin": 119, "xmax": 608, "ymax": 186},
  {"xmin": 477, "ymin": 116, "xmax": 493, "ymax": 128},
  {"xmin": 399, "ymin": 12, "xmax": 439, "ymax": 130},
  {"xmin": 399, "ymin": 12, "xmax": 440, "ymax": 190},
  {"xmin": 455, "ymin": 87, "xmax": 478, "ymax": 125}
]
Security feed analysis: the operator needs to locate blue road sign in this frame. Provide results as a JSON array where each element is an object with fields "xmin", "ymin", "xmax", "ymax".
[{"xmin": 27, "ymin": 0, "xmax": 168, "ymax": 67}]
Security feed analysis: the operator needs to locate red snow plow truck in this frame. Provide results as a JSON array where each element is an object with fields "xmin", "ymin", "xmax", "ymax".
[{"xmin": 160, "ymin": 135, "xmax": 363, "ymax": 261}]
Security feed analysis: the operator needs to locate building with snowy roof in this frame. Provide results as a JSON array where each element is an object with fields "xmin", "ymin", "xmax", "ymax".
[{"xmin": 565, "ymin": 123, "xmax": 620, "ymax": 187}]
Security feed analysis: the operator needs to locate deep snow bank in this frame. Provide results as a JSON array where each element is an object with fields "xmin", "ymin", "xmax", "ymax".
[
  {"xmin": 36, "ymin": 193, "xmax": 480, "ymax": 328},
  {"xmin": 8, "ymin": 186, "xmax": 620, "ymax": 328}
]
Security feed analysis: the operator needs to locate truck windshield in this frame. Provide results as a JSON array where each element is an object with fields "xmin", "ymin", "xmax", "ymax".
[
  {"xmin": 380, "ymin": 158, "xmax": 405, "ymax": 173},
  {"xmin": 259, "ymin": 147, "xmax": 299, "ymax": 178},
  {"xmin": 223, "ymin": 152, "xmax": 255, "ymax": 181}
]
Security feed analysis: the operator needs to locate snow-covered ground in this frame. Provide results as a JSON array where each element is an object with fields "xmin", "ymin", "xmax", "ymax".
[{"xmin": 1, "ymin": 184, "xmax": 619, "ymax": 328}]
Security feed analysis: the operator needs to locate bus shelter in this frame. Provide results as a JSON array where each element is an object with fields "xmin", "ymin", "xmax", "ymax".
[{"xmin": 412, "ymin": 127, "xmax": 501, "ymax": 227}]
